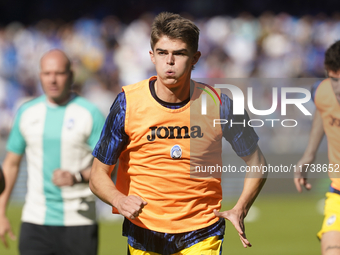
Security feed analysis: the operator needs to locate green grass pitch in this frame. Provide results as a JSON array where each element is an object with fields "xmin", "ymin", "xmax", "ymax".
[{"xmin": 0, "ymin": 194, "xmax": 323, "ymax": 255}]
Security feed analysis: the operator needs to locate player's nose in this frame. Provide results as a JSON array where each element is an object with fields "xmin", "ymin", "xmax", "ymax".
[{"xmin": 166, "ymin": 54, "xmax": 174, "ymax": 65}]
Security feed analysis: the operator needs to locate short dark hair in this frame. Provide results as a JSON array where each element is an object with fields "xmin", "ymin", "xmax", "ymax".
[
  {"xmin": 150, "ymin": 12, "xmax": 200, "ymax": 53},
  {"xmin": 325, "ymin": 40, "xmax": 340, "ymax": 72}
]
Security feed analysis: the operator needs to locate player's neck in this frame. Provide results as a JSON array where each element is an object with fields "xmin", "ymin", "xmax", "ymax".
[
  {"xmin": 154, "ymin": 79, "xmax": 191, "ymax": 104},
  {"xmin": 46, "ymin": 93, "xmax": 73, "ymax": 106}
]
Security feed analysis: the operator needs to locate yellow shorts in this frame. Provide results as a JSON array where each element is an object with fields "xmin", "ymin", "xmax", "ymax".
[
  {"xmin": 128, "ymin": 236, "xmax": 222, "ymax": 255},
  {"xmin": 317, "ymin": 192, "xmax": 340, "ymax": 240}
]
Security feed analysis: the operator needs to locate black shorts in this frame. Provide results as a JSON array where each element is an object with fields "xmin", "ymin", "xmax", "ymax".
[{"xmin": 19, "ymin": 222, "xmax": 98, "ymax": 255}]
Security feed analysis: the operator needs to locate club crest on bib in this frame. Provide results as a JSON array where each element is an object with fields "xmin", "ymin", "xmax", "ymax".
[
  {"xmin": 170, "ymin": 145, "xmax": 182, "ymax": 159},
  {"xmin": 66, "ymin": 118, "xmax": 75, "ymax": 129},
  {"xmin": 327, "ymin": 215, "xmax": 336, "ymax": 226}
]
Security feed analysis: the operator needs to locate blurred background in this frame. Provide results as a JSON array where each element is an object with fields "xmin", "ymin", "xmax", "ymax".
[{"xmin": 0, "ymin": 0, "xmax": 339, "ymax": 254}]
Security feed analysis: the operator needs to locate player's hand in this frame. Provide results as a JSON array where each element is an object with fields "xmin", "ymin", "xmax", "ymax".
[
  {"xmin": 116, "ymin": 195, "xmax": 147, "ymax": 220},
  {"xmin": 0, "ymin": 216, "xmax": 16, "ymax": 248},
  {"xmin": 214, "ymin": 208, "xmax": 251, "ymax": 248},
  {"xmin": 294, "ymin": 156, "xmax": 313, "ymax": 192},
  {"xmin": 52, "ymin": 169, "xmax": 74, "ymax": 187}
]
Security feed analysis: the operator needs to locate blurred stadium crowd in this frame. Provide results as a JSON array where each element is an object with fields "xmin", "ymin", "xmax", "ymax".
[{"xmin": 0, "ymin": 12, "xmax": 337, "ymax": 153}]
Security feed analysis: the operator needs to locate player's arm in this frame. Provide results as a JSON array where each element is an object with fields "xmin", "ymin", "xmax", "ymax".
[
  {"xmin": 217, "ymin": 93, "xmax": 267, "ymax": 247},
  {"xmin": 0, "ymin": 152, "xmax": 22, "ymax": 248},
  {"xmin": 75, "ymin": 167, "xmax": 91, "ymax": 182},
  {"xmin": 52, "ymin": 165, "xmax": 93, "ymax": 187},
  {"xmin": 294, "ymin": 109, "xmax": 324, "ymax": 192},
  {"xmin": 89, "ymin": 92, "xmax": 146, "ymax": 219},
  {"xmin": 238, "ymin": 145, "xmax": 267, "ymax": 214},
  {"xmin": 214, "ymin": 146, "xmax": 267, "ymax": 248},
  {"xmin": 90, "ymin": 158, "xmax": 147, "ymax": 219}
]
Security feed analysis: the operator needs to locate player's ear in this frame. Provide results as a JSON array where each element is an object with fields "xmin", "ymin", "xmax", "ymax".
[
  {"xmin": 192, "ymin": 51, "xmax": 201, "ymax": 66},
  {"xmin": 149, "ymin": 50, "xmax": 155, "ymax": 64}
]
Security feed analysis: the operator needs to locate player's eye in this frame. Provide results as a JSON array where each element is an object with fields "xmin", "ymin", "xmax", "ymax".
[{"xmin": 175, "ymin": 52, "xmax": 185, "ymax": 56}]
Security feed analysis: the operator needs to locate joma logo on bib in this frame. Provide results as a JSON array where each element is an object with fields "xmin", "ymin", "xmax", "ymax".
[{"xmin": 147, "ymin": 126, "xmax": 204, "ymax": 141}]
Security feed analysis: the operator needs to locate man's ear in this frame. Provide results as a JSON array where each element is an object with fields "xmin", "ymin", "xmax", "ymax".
[
  {"xmin": 192, "ymin": 51, "xmax": 201, "ymax": 66},
  {"xmin": 149, "ymin": 50, "xmax": 155, "ymax": 64}
]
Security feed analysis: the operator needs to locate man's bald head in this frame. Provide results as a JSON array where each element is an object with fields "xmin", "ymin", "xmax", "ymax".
[
  {"xmin": 39, "ymin": 49, "xmax": 74, "ymax": 105},
  {"xmin": 40, "ymin": 49, "xmax": 72, "ymax": 71}
]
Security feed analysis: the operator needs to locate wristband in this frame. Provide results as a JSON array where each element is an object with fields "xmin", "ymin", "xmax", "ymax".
[{"xmin": 73, "ymin": 172, "xmax": 84, "ymax": 184}]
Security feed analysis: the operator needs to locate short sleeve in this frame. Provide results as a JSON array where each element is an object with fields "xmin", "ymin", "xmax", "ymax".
[
  {"xmin": 311, "ymin": 80, "xmax": 322, "ymax": 103},
  {"xmin": 87, "ymin": 107, "xmax": 106, "ymax": 150},
  {"xmin": 220, "ymin": 93, "xmax": 259, "ymax": 157},
  {"xmin": 92, "ymin": 92, "xmax": 129, "ymax": 165},
  {"xmin": 6, "ymin": 109, "xmax": 26, "ymax": 155}
]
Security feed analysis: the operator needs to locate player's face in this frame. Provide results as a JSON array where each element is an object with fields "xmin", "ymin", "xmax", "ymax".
[
  {"xmin": 149, "ymin": 36, "xmax": 201, "ymax": 87},
  {"xmin": 40, "ymin": 53, "xmax": 73, "ymax": 104},
  {"xmin": 327, "ymin": 70, "xmax": 340, "ymax": 104}
]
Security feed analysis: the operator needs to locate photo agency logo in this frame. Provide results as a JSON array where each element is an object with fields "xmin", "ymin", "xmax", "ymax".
[
  {"xmin": 200, "ymin": 83, "xmax": 312, "ymax": 128},
  {"xmin": 197, "ymin": 84, "xmax": 222, "ymax": 114}
]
